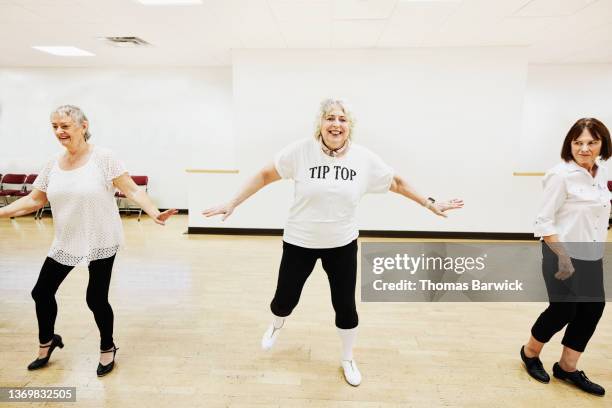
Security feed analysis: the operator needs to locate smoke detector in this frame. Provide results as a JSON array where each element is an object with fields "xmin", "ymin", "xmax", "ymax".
[{"xmin": 104, "ymin": 36, "xmax": 151, "ymax": 48}]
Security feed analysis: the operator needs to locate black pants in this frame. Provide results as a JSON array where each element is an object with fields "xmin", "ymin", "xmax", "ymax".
[
  {"xmin": 531, "ymin": 243, "xmax": 605, "ymax": 352},
  {"xmin": 31, "ymin": 255, "xmax": 116, "ymax": 350},
  {"xmin": 270, "ymin": 239, "xmax": 358, "ymax": 329}
]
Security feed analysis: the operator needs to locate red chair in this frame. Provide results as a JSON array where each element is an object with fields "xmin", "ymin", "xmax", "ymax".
[
  {"xmin": 115, "ymin": 175, "xmax": 149, "ymax": 221},
  {"xmin": 12, "ymin": 174, "xmax": 42, "ymax": 218},
  {"xmin": 13, "ymin": 174, "xmax": 38, "ymax": 198},
  {"xmin": 0, "ymin": 173, "xmax": 27, "ymax": 206}
]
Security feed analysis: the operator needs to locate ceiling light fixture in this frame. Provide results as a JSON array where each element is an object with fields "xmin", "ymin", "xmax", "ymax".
[{"xmin": 103, "ymin": 36, "xmax": 151, "ymax": 47}]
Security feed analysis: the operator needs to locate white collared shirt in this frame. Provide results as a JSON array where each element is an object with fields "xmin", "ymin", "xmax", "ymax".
[{"xmin": 534, "ymin": 159, "xmax": 610, "ymax": 260}]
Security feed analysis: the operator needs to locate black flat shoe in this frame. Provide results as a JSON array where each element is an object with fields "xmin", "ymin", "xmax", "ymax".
[
  {"xmin": 96, "ymin": 346, "xmax": 119, "ymax": 377},
  {"xmin": 27, "ymin": 334, "xmax": 64, "ymax": 370},
  {"xmin": 520, "ymin": 346, "xmax": 550, "ymax": 383},
  {"xmin": 553, "ymin": 362, "xmax": 605, "ymax": 396}
]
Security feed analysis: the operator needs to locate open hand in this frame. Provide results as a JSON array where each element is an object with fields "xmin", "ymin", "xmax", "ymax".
[
  {"xmin": 429, "ymin": 198, "xmax": 464, "ymax": 218},
  {"xmin": 154, "ymin": 209, "xmax": 178, "ymax": 225},
  {"xmin": 202, "ymin": 202, "xmax": 236, "ymax": 221}
]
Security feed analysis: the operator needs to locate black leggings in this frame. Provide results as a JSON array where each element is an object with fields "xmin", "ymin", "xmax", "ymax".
[
  {"xmin": 531, "ymin": 243, "xmax": 605, "ymax": 352},
  {"xmin": 270, "ymin": 239, "xmax": 358, "ymax": 329},
  {"xmin": 31, "ymin": 255, "xmax": 116, "ymax": 350}
]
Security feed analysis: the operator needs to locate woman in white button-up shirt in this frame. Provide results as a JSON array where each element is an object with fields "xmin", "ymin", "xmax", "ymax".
[
  {"xmin": 0, "ymin": 105, "xmax": 177, "ymax": 377},
  {"xmin": 520, "ymin": 118, "xmax": 610, "ymax": 396}
]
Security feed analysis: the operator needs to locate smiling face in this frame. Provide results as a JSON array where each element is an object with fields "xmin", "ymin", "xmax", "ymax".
[
  {"xmin": 320, "ymin": 105, "xmax": 350, "ymax": 149},
  {"xmin": 571, "ymin": 128, "xmax": 602, "ymax": 169},
  {"xmin": 51, "ymin": 113, "xmax": 88, "ymax": 149}
]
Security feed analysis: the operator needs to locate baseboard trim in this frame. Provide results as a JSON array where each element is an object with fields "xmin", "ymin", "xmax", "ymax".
[
  {"xmin": 187, "ymin": 227, "xmax": 537, "ymax": 240},
  {"xmin": 159, "ymin": 208, "xmax": 188, "ymax": 214}
]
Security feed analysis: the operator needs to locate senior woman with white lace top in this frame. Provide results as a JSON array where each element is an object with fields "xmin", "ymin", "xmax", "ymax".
[{"xmin": 0, "ymin": 105, "xmax": 177, "ymax": 377}]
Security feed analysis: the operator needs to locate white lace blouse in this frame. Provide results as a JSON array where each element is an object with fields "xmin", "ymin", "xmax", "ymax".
[{"xmin": 33, "ymin": 146, "xmax": 127, "ymax": 266}]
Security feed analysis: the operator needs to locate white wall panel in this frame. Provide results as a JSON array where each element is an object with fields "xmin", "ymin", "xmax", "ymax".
[
  {"xmin": 204, "ymin": 48, "xmax": 530, "ymax": 232},
  {"xmin": 0, "ymin": 67, "xmax": 234, "ymax": 209}
]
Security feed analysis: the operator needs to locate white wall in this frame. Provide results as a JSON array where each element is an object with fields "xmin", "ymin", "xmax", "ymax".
[
  {"xmin": 0, "ymin": 68, "xmax": 234, "ymax": 209},
  {"xmin": 191, "ymin": 47, "xmax": 530, "ymax": 232},
  {"xmin": 507, "ymin": 64, "xmax": 612, "ymax": 235},
  {"xmin": 3, "ymin": 60, "xmax": 611, "ymax": 233},
  {"xmin": 518, "ymin": 64, "xmax": 612, "ymax": 172}
]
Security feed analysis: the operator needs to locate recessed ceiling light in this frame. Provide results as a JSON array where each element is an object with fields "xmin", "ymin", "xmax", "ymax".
[
  {"xmin": 32, "ymin": 46, "xmax": 95, "ymax": 57},
  {"xmin": 136, "ymin": 0, "xmax": 203, "ymax": 5}
]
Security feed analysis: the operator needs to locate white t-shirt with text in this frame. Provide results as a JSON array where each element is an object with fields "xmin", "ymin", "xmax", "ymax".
[{"xmin": 275, "ymin": 138, "xmax": 394, "ymax": 249}]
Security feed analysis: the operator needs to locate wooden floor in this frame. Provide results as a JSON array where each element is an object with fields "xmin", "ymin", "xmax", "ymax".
[{"xmin": 0, "ymin": 215, "xmax": 610, "ymax": 408}]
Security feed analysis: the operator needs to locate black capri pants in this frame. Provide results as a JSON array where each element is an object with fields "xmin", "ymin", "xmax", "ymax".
[
  {"xmin": 531, "ymin": 243, "xmax": 605, "ymax": 352},
  {"xmin": 270, "ymin": 239, "xmax": 358, "ymax": 329}
]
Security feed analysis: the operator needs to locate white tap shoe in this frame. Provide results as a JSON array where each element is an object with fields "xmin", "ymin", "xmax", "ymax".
[
  {"xmin": 261, "ymin": 321, "xmax": 284, "ymax": 351},
  {"xmin": 341, "ymin": 359, "xmax": 362, "ymax": 386}
]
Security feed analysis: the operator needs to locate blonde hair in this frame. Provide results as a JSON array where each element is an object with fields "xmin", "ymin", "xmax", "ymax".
[
  {"xmin": 51, "ymin": 105, "xmax": 91, "ymax": 141},
  {"xmin": 314, "ymin": 98, "xmax": 355, "ymax": 140}
]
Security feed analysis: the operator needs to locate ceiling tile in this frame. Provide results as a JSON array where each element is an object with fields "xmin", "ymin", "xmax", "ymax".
[
  {"xmin": 480, "ymin": 16, "xmax": 566, "ymax": 46},
  {"xmin": 229, "ymin": 0, "xmax": 285, "ymax": 48},
  {"xmin": 331, "ymin": 19, "xmax": 386, "ymax": 47},
  {"xmin": 0, "ymin": 3, "xmax": 44, "ymax": 23},
  {"xmin": 275, "ymin": 19, "xmax": 331, "ymax": 48},
  {"xmin": 514, "ymin": 0, "xmax": 598, "ymax": 17},
  {"xmin": 269, "ymin": 0, "xmax": 331, "ymax": 23},
  {"xmin": 379, "ymin": 1, "xmax": 460, "ymax": 47},
  {"xmin": 332, "ymin": 0, "xmax": 396, "ymax": 20}
]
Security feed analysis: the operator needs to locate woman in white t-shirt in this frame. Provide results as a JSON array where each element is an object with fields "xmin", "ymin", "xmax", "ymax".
[
  {"xmin": 520, "ymin": 118, "xmax": 610, "ymax": 396},
  {"xmin": 0, "ymin": 105, "xmax": 177, "ymax": 377},
  {"xmin": 203, "ymin": 98, "xmax": 463, "ymax": 386}
]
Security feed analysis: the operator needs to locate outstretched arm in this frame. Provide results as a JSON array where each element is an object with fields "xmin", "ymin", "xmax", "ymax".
[
  {"xmin": 113, "ymin": 174, "xmax": 178, "ymax": 225},
  {"xmin": 202, "ymin": 163, "xmax": 281, "ymax": 221},
  {"xmin": 389, "ymin": 174, "xmax": 463, "ymax": 218},
  {"xmin": 0, "ymin": 190, "xmax": 47, "ymax": 218}
]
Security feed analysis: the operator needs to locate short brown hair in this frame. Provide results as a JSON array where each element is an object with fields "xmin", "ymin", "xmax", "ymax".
[{"xmin": 561, "ymin": 118, "xmax": 611, "ymax": 161}]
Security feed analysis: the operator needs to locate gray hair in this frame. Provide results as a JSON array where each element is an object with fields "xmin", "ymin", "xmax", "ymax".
[
  {"xmin": 314, "ymin": 98, "xmax": 356, "ymax": 140},
  {"xmin": 51, "ymin": 105, "xmax": 91, "ymax": 141}
]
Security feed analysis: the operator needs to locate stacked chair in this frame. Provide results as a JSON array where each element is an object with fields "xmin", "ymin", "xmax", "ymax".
[
  {"xmin": 1, "ymin": 173, "xmax": 152, "ymax": 221},
  {"xmin": 0, "ymin": 173, "xmax": 28, "ymax": 206},
  {"xmin": 115, "ymin": 175, "xmax": 149, "ymax": 221}
]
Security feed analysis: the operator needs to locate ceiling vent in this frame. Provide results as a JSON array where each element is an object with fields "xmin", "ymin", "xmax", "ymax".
[{"xmin": 104, "ymin": 36, "xmax": 151, "ymax": 47}]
